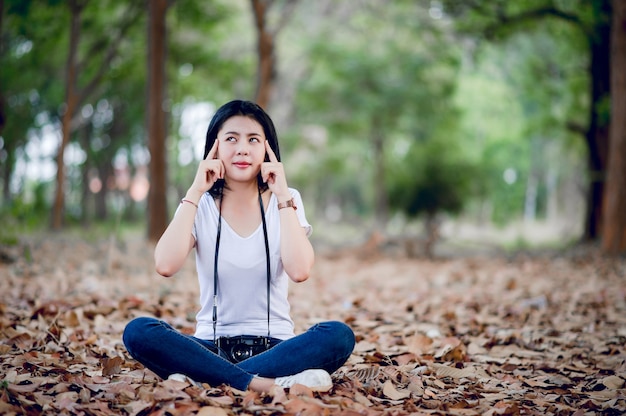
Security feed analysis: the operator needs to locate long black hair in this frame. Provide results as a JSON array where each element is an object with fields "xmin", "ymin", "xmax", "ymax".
[{"xmin": 203, "ymin": 100, "xmax": 281, "ymax": 198}]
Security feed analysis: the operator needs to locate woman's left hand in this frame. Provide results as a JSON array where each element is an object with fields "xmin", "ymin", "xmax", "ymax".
[{"xmin": 262, "ymin": 141, "xmax": 290, "ymax": 201}]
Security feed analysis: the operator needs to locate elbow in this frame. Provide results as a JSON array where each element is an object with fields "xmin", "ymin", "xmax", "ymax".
[
  {"xmin": 287, "ymin": 261, "xmax": 314, "ymax": 283},
  {"xmin": 289, "ymin": 270, "xmax": 310, "ymax": 283},
  {"xmin": 286, "ymin": 251, "xmax": 315, "ymax": 283},
  {"xmin": 155, "ymin": 260, "xmax": 177, "ymax": 277}
]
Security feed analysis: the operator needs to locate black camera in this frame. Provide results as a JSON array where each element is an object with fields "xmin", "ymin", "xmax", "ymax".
[{"xmin": 217, "ymin": 336, "xmax": 271, "ymax": 363}]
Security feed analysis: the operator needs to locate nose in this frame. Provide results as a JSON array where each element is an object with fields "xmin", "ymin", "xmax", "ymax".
[{"xmin": 236, "ymin": 141, "xmax": 250, "ymax": 155}]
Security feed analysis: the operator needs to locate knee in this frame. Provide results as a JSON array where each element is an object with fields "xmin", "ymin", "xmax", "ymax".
[
  {"xmin": 123, "ymin": 317, "xmax": 158, "ymax": 354},
  {"xmin": 337, "ymin": 321, "xmax": 356, "ymax": 352},
  {"xmin": 321, "ymin": 321, "xmax": 356, "ymax": 354}
]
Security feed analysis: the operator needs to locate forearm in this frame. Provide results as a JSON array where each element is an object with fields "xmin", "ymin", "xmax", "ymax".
[
  {"xmin": 279, "ymin": 208, "xmax": 314, "ymax": 282},
  {"xmin": 154, "ymin": 194, "xmax": 199, "ymax": 277}
]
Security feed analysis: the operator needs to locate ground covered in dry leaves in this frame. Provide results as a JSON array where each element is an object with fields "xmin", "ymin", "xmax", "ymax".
[{"xmin": 0, "ymin": 233, "xmax": 625, "ymax": 415}]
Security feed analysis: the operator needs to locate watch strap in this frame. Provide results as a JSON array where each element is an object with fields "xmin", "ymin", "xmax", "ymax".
[{"xmin": 277, "ymin": 198, "xmax": 297, "ymax": 210}]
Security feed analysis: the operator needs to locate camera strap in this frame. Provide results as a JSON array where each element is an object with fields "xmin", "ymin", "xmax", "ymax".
[{"xmin": 212, "ymin": 188, "xmax": 271, "ymax": 344}]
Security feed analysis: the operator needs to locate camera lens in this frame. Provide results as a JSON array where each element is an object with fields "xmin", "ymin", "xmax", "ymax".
[{"xmin": 231, "ymin": 345, "xmax": 252, "ymax": 362}]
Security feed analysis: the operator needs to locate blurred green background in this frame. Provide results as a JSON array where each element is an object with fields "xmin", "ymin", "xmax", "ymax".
[{"xmin": 1, "ymin": 0, "xmax": 623, "ymax": 255}]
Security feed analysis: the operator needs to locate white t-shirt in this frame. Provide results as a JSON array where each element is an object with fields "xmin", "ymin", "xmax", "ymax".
[{"xmin": 191, "ymin": 188, "xmax": 311, "ymax": 340}]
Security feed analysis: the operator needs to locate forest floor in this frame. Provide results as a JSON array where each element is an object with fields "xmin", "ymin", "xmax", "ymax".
[{"xmin": 0, "ymin": 231, "xmax": 625, "ymax": 415}]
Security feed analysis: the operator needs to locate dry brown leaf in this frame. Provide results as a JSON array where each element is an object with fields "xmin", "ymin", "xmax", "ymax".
[
  {"xmin": 1, "ymin": 236, "xmax": 625, "ymax": 415},
  {"xmin": 120, "ymin": 399, "xmax": 153, "ymax": 416},
  {"xmin": 404, "ymin": 333, "xmax": 434, "ymax": 355},
  {"xmin": 197, "ymin": 406, "xmax": 230, "ymax": 416},
  {"xmin": 429, "ymin": 362, "xmax": 489, "ymax": 380},
  {"xmin": 289, "ymin": 383, "xmax": 315, "ymax": 397},
  {"xmin": 353, "ymin": 391, "xmax": 374, "ymax": 407},
  {"xmin": 382, "ymin": 379, "xmax": 411, "ymax": 400},
  {"xmin": 602, "ymin": 375, "xmax": 625, "ymax": 389},
  {"xmin": 7, "ymin": 382, "xmax": 41, "ymax": 394},
  {"xmin": 283, "ymin": 397, "xmax": 323, "ymax": 414},
  {"xmin": 101, "ymin": 356, "xmax": 124, "ymax": 376}
]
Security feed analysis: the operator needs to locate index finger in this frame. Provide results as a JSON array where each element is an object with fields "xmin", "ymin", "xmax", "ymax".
[
  {"xmin": 265, "ymin": 140, "xmax": 278, "ymax": 162},
  {"xmin": 206, "ymin": 139, "xmax": 219, "ymax": 160}
]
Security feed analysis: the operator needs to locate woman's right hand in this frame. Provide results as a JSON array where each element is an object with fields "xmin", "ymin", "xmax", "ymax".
[{"xmin": 189, "ymin": 140, "xmax": 224, "ymax": 197}]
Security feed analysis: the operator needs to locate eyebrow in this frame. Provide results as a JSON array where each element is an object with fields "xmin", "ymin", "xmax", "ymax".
[{"xmin": 222, "ymin": 131, "xmax": 262, "ymax": 137}]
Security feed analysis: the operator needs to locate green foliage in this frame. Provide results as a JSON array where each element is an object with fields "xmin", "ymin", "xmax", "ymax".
[
  {"xmin": 0, "ymin": 0, "xmax": 598, "ymax": 241},
  {"xmin": 0, "ymin": 182, "xmax": 51, "ymax": 241},
  {"xmin": 1, "ymin": 0, "xmax": 249, "ymax": 225},
  {"xmin": 388, "ymin": 138, "xmax": 479, "ymax": 219},
  {"xmin": 290, "ymin": 1, "xmax": 463, "ymax": 219}
]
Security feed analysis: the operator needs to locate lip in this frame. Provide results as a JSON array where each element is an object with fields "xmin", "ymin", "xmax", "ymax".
[{"xmin": 233, "ymin": 162, "xmax": 251, "ymax": 168}]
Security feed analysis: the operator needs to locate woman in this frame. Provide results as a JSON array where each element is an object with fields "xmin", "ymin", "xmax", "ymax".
[{"xmin": 123, "ymin": 100, "xmax": 355, "ymax": 393}]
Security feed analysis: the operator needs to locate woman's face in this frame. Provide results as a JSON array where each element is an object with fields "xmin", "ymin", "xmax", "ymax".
[{"xmin": 216, "ymin": 115, "xmax": 266, "ymax": 184}]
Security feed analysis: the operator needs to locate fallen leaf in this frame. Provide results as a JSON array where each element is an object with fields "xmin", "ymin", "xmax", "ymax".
[
  {"xmin": 101, "ymin": 356, "xmax": 124, "ymax": 376},
  {"xmin": 197, "ymin": 406, "xmax": 230, "ymax": 416},
  {"xmin": 382, "ymin": 379, "xmax": 411, "ymax": 400},
  {"xmin": 602, "ymin": 375, "xmax": 625, "ymax": 389}
]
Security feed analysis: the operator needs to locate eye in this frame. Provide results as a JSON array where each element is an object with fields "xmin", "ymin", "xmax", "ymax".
[
  {"xmin": 225, "ymin": 136, "xmax": 236, "ymax": 142},
  {"xmin": 249, "ymin": 137, "xmax": 261, "ymax": 143}
]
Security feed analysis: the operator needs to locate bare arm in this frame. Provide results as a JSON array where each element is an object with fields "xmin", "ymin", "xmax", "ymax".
[
  {"xmin": 154, "ymin": 198, "xmax": 198, "ymax": 277},
  {"xmin": 154, "ymin": 140, "xmax": 224, "ymax": 277},
  {"xmin": 277, "ymin": 202, "xmax": 314, "ymax": 282},
  {"xmin": 262, "ymin": 141, "xmax": 314, "ymax": 282}
]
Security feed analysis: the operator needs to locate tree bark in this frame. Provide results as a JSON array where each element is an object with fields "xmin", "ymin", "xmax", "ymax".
[
  {"xmin": 146, "ymin": 0, "xmax": 170, "ymax": 242},
  {"xmin": 583, "ymin": 0, "xmax": 612, "ymax": 241},
  {"xmin": 52, "ymin": 0, "xmax": 83, "ymax": 230},
  {"xmin": 0, "ymin": 0, "xmax": 4, "ymax": 135},
  {"xmin": 251, "ymin": 0, "xmax": 275, "ymax": 109},
  {"xmin": 95, "ymin": 162, "xmax": 110, "ymax": 220},
  {"xmin": 79, "ymin": 122, "xmax": 93, "ymax": 226},
  {"xmin": 372, "ymin": 118, "xmax": 388, "ymax": 229},
  {"xmin": 602, "ymin": 0, "xmax": 626, "ymax": 253}
]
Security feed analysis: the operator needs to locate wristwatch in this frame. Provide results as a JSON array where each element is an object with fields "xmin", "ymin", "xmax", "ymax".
[{"xmin": 277, "ymin": 198, "xmax": 297, "ymax": 210}]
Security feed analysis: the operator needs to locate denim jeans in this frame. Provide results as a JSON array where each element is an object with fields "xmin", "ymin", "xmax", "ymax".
[{"xmin": 122, "ymin": 317, "xmax": 355, "ymax": 391}]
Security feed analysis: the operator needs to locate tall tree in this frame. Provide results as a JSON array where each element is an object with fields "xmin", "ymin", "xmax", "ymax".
[
  {"xmin": 0, "ymin": 0, "xmax": 9, "ymax": 202},
  {"xmin": 441, "ymin": 0, "xmax": 612, "ymax": 242},
  {"xmin": 250, "ymin": 0, "xmax": 297, "ymax": 109},
  {"xmin": 602, "ymin": 0, "xmax": 626, "ymax": 253},
  {"xmin": 53, "ymin": 0, "xmax": 83, "ymax": 230},
  {"xmin": 0, "ymin": 0, "xmax": 5, "ymax": 137},
  {"xmin": 146, "ymin": 0, "xmax": 170, "ymax": 241},
  {"xmin": 51, "ymin": 0, "xmax": 142, "ymax": 229},
  {"xmin": 0, "ymin": 1, "xmax": 66, "ymax": 205}
]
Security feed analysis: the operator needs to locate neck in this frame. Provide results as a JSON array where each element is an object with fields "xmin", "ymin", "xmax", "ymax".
[{"xmin": 222, "ymin": 179, "xmax": 260, "ymax": 202}]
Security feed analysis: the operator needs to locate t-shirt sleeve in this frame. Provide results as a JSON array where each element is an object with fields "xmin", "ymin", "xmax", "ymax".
[{"xmin": 290, "ymin": 188, "xmax": 312, "ymax": 237}]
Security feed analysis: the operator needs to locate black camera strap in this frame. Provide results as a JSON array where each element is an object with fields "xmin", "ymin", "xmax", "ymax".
[{"xmin": 212, "ymin": 188, "xmax": 271, "ymax": 344}]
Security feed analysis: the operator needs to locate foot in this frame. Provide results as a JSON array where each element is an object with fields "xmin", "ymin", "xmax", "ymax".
[{"xmin": 275, "ymin": 369, "xmax": 333, "ymax": 392}]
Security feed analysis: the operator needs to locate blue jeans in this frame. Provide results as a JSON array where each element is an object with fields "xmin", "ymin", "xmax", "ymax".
[{"xmin": 122, "ymin": 317, "xmax": 355, "ymax": 391}]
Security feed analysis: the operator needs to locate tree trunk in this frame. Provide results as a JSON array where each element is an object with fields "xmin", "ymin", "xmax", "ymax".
[
  {"xmin": 602, "ymin": 0, "xmax": 626, "ymax": 253},
  {"xmin": 251, "ymin": 0, "xmax": 275, "ymax": 109},
  {"xmin": 95, "ymin": 162, "xmax": 110, "ymax": 220},
  {"xmin": 52, "ymin": 0, "xmax": 83, "ymax": 230},
  {"xmin": 372, "ymin": 120, "xmax": 388, "ymax": 229},
  {"xmin": 1, "ymin": 141, "xmax": 14, "ymax": 204},
  {"xmin": 147, "ymin": 0, "xmax": 169, "ymax": 242},
  {"xmin": 79, "ymin": 122, "xmax": 93, "ymax": 226},
  {"xmin": 49, "ymin": 1, "xmax": 140, "ymax": 229},
  {"xmin": 423, "ymin": 213, "xmax": 440, "ymax": 259},
  {"xmin": 582, "ymin": 0, "xmax": 612, "ymax": 241},
  {"xmin": 0, "ymin": 0, "xmax": 4, "ymax": 138}
]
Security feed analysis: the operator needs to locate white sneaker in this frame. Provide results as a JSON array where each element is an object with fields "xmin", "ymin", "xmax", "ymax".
[
  {"xmin": 275, "ymin": 369, "xmax": 333, "ymax": 392},
  {"xmin": 167, "ymin": 373, "xmax": 202, "ymax": 387}
]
